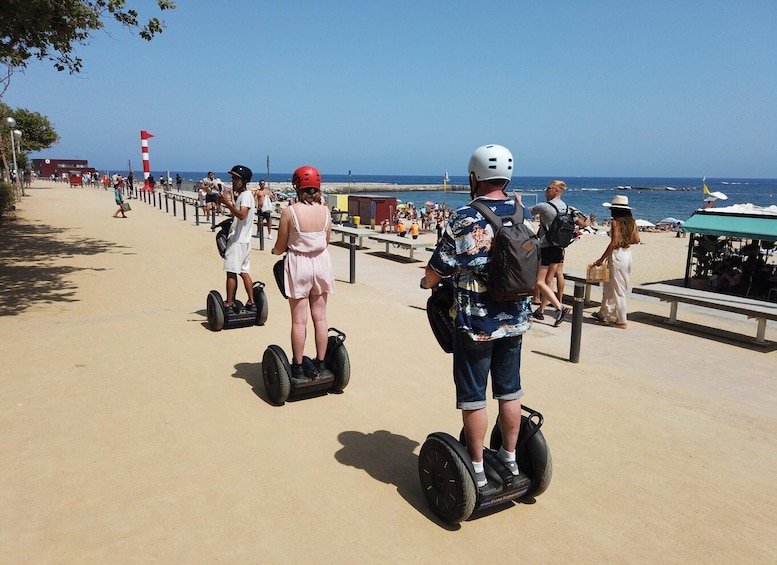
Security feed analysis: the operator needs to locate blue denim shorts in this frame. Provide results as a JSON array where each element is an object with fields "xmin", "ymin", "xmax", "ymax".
[{"xmin": 452, "ymin": 330, "xmax": 524, "ymax": 411}]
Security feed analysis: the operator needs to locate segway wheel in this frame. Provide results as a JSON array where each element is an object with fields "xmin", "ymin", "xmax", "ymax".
[
  {"xmin": 262, "ymin": 345, "xmax": 291, "ymax": 405},
  {"xmin": 206, "ymin": 290, "xmax": 225, "ymax": 331},
  {"xmin": 252, "ymin": 282, "xmax": 269, "ymax": 326},
  {"xmin": 326, "ymin": 332, "xmax": 350, "ymax": 393},
  {"xmin": 490, "ymin": 415, "xmax": 553, "ymax": 497},
  {"xmin": 418, "ymin": 434, "xmax": 477, "ymax": 524}
]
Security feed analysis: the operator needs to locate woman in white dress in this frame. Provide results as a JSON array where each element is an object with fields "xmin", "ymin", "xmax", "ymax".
[{"xmin": 592, "ymin": 195, "xmax": 640, "ymax": 329}]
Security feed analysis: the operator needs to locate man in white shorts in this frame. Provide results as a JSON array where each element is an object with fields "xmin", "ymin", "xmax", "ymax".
[
  {"xmin": 255, "ymin": 179, "xmax": 274, "ymax": 239},
  {"xmin": 219, "ymin": 165, "xmax": 256, "ymax": 313}
]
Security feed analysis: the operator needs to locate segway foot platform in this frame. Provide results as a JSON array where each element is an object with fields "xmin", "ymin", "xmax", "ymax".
[
  {"xmin": 419, "ymin": 406, "xmax": 552, "ymax": 524},
  {"xmin": 206, "ymin": 282, "xmax": 268, "ymax": 331},
  {"xmin": 261, "ymin": 328, "xmax": 350, "ymax": 405}
]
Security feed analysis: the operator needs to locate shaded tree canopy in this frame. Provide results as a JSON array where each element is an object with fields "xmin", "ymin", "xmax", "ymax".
[
  {"xmin": 0, "ymin": 0, "xmax": 175, "ymax": 77},
  {"xmin": 1, "ymin": 102, "xmax": 59, "ymax": 152},
  {"xmin": 1, "ymin": 101, "xmax": 59, "ymax": 173}
]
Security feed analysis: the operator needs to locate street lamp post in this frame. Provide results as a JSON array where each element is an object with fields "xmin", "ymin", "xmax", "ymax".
[
  {"xmin": 4, "ymin": 117, "xmax": 20, "ymax": 194},
  {"xmin": 13, "ymin": 129, "xmax": 23, "ymax": 196}
]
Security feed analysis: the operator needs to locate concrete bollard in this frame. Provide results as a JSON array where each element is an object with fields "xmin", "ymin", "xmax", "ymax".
[
  {"xmin": 569, "ymin": 282, "xmax": 585, "ymax": 363},
  {"xmin": 349, "ymin": 235, "xmax": 357, "ymax": 284}
]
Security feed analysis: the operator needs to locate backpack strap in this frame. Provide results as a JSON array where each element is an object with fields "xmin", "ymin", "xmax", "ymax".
[
  {"xmin": 548, "ymin": 201, "xmax": 568, "ymax": 215},
  {"xmin": 470, "ymin": 199, "xmax": 524, "ymax": 229}
]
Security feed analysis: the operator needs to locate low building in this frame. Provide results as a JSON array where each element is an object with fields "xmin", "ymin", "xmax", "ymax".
[{"xmin": 32, "ymin": 158, "xmax": 96, "ymax": 179}]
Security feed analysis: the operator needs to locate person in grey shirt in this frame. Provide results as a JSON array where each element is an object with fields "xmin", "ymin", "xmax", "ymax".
[{"xmin": 529, "ymin": 180, "xmax": 570, "ymax": 327}]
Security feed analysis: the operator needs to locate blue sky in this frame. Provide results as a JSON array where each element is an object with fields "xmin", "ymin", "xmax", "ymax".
[{"xmin": 4, "ymin": 0, "xmax": 776, "ymax": 178}]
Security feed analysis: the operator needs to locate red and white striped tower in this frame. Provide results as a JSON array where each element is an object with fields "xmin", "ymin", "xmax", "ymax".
[{"xmin": 140, "ymin": 130, "xmax": 154, "ymax": 191}]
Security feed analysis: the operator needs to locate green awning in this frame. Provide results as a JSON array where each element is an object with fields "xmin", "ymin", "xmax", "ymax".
[{"xmin": 683, "ymin": 213, "xmax": 777, "ymax": 241}]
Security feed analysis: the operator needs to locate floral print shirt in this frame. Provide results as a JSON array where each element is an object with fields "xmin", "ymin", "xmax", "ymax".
[{"xmin": 428, "ymin": 197, "xmax": 532, "ymax": 341}]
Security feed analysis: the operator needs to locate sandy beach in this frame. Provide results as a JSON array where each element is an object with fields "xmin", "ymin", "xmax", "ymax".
[{"xmin": 1, "ymin": 181, "xmax": 776, "ymax": 563}]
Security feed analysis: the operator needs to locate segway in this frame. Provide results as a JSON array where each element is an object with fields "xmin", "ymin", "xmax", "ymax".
[
  {"xmin": 206, "ymin": 282, "xmax": 269, "ymax": 331},
  {"xmin": 261, "ymin": 328, "xmax": 350, "ymax": 405},
  {"xmin": 419, "ymin": 407, "xmax": 552, "ymax": 524},
  {"xmin": 419, "ymin": 280, "xmax": 552, "ymax": 523}
]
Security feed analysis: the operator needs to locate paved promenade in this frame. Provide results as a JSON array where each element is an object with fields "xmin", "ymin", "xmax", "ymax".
[{"xmin": 1, "ymin": 182, "xmax": 775, "ymax": 563}]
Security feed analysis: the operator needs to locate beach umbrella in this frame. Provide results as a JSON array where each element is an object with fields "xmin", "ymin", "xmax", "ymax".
[
  {"xmin": 658, "ymin": 217, "xmax": 681, "ymax": 225},
  {"xmin": 635, "ymin": 219, "xmax": 655, "ymax": 228},
  {"xmin": 710, "ymin": 191, "xmax": 728, "ymax": 200}
]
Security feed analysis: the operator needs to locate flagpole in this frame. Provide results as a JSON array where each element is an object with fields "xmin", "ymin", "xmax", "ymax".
[
  {"xmin": 266, "ymin": 155, "xmax": 270, "ymax": 189},
  {"xmin": 443, "ymin": 171, "xmax": 449, "ymax": 210}
]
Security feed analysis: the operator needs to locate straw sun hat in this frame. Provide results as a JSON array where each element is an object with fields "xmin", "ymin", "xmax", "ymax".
[{"xmin": 603, "ymin": 195, "xmax": 633, "ymax": 209}]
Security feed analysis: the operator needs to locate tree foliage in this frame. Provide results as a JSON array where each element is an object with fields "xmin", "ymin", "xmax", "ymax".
[
  {"xmin": 0, "ymin": 0, "xmax": 176, "ymax": 77},
  {"xmin": 1, "ymin": 101, "xmax": 59, "ymax": 176},
  {"xmin": 1, "ymin": 103, "xmax": 59, "ymax": 152}
]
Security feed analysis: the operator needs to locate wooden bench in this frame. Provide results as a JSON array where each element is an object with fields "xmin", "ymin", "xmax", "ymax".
[
  {"xmin": 331, "ymin": 225, "xmax": 374, "ymax": 248},
  {"xmin": 367, "ymin": 234, "xmax": 428, "ymax": 261},
  {"xmin": 632, "ymin": 283, "xmax": 777, "ymax": 343}
]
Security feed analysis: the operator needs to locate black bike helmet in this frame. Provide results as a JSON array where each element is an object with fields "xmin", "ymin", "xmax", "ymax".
[{"xmin": 228, "ymin": 165, "xmax": 253, "ymax": 184}]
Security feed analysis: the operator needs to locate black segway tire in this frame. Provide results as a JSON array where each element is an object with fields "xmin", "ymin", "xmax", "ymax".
[
  {"xmin": 327, "ymin": 335, "xmax": 350, "ymax": 393},
  {"xmin": 252, "ymin": 282, "xmax": 269, "ymax": 326},
  {"xmin": 206, "ymin": 290, "xmax": 225, "ymax": 331},
  {"xmin": 262, "ymin": 345, "xmax": 292, "ymax": 405},
  {"xmin": 418, "ymin": 433, "xmax": 477, "ymax": 524},
  {"xmin": 490, "ymin": 416, "xmax": 553, "ymax": 497}
]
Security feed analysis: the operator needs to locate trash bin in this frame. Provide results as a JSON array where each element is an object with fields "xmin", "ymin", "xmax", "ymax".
[{"xmin": 353, "ymin": 215, "xmax": 360, "ymax": 226}]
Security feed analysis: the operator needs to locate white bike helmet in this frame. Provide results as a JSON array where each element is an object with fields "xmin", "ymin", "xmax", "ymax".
[{"xmin": 468, "ymin": 144, "xmax": 514, "ymax": 182}]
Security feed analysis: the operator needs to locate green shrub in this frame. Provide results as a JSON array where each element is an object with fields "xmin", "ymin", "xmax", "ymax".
[{"xmin": 0, "ymin": 181, "xmax": 16, "ymax": 217}]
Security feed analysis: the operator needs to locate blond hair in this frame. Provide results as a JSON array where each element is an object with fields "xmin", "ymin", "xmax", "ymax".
[{"xmin": 548, "ymin": 180, "xmax": 566, "ymax": 192}]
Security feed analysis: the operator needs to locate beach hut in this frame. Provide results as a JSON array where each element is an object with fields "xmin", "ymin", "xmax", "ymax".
[
  {"xmin": 681, "ymin": 205, "xmax": 777, "ymax": 297},
  {"xmin": 347, "ymin": 195, "xmax": 398, "ymax": 227}
]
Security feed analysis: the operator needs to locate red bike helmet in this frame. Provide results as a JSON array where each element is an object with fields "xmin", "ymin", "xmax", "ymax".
[{"xmin": 292, "ymin": 165, "xmax": 321, "ymax": 190}]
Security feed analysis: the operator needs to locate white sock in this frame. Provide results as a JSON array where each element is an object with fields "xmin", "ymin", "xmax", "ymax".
[
  {"xmin": 472, "ymin": 460, "xmax": 484, "ymax": 474},
  {"xmin": 497, "ymin": 446, "xmax": 516, "ymax": 463}
]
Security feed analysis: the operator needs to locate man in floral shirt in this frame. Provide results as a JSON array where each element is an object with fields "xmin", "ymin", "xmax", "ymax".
[{"xmin": 421, "ymin": 144, "xmax": 531, "ymax": 489}]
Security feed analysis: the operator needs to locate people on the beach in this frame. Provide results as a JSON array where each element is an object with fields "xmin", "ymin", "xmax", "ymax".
[
  {"xmin": 113, "ymin": 178, "xmax": 127, "ymax": 218},
  {"xmin": 220, "ymin": 165, "xmax": 257, "ymax": 313},
  {"xmin": 410, "ymin": 220, "xmax": 420, "ymax": 239},
  {"xmin": 396, "ymin": 221, "xmax": 407, "ymax": 237},
  {"xmin": 255, "ymin": 179, "xmax": 274, "ymax": 239},
  {"xmin": 175, "ymin": 174, "xmax": 182, "ymax": 191},
  {"xmin": 272, "ymin": 165, "xmax": 335, "ymax": 380},
  {"xmin": 592, "ymin": 195, "xmax": 640, "ymax": 329},
  {"xmin": 201, "ymin": 171, "xmax": 218, "ymax": 218},
  {"xmin": 421, "ymin": 144, "xmax": 530, "ymax": 488},
  {"xmin": 529, "ymin": 180, "xmax": 571, "ymax": 327}
]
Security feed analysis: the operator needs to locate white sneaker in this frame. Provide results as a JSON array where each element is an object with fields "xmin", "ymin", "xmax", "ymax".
[{"xmin": 267, "ymin": 233, "xmax": 273, "ymax": 239}]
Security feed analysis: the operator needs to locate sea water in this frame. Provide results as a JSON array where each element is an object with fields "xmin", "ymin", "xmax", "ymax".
[{"xmin": 138, "ymin": 171, "xmax": 777, "ymax": 224}]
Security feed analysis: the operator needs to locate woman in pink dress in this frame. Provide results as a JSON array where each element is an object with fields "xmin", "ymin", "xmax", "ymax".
[{"xmin": 272, "ymin": 165, "xmax": 335, "ymax": 378}]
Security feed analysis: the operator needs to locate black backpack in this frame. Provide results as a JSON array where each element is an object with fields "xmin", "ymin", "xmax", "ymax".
[
  {"xmin": 544, "ymin": 201, "xmax": 577, "ymax": 248},
  {"xmin": 470, "ymin": 200, "xmax": 539, "ymax": 302}
]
